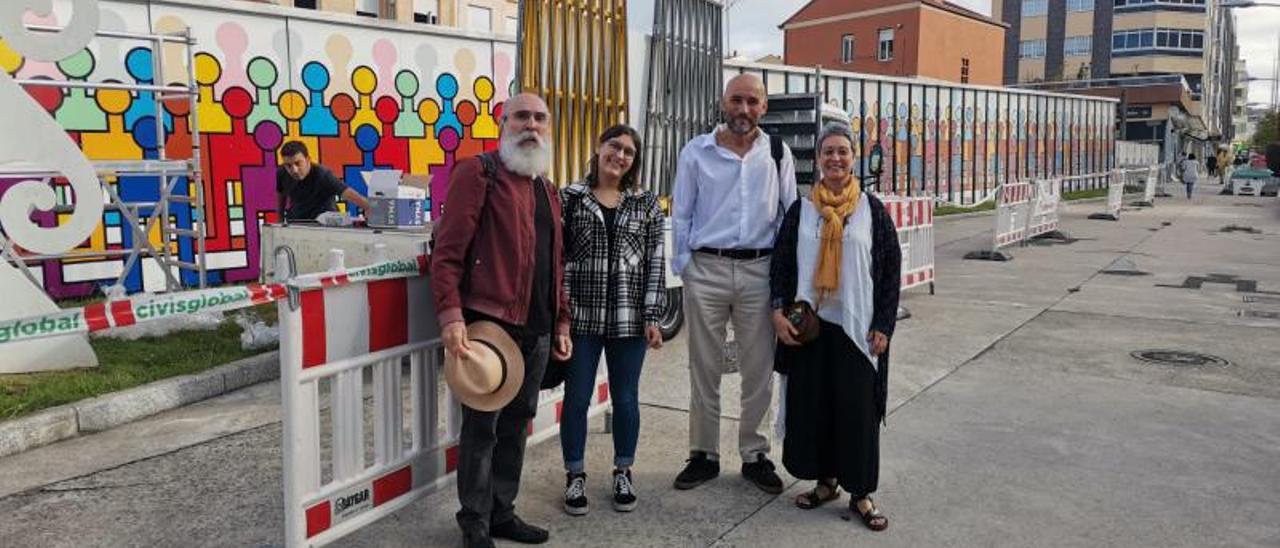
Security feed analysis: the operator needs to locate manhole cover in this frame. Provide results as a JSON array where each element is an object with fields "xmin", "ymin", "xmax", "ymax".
[
  {"xmin": 1130, "ymin": 350, "xmax": 1229, "ymax": 368},
  {"xmin": 1240, "ymin": 310, "xmax": 1280, "ymax": 320}
]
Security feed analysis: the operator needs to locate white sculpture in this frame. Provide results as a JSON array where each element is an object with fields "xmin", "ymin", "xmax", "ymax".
[{"xmin": 0, "ymin": 0, "xmax": 103, "ymax": 373}]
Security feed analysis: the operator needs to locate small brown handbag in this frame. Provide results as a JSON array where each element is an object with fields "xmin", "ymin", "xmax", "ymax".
[{"xmin": 785, "ymin": 301, "xmax": 820, "ymax": 344}]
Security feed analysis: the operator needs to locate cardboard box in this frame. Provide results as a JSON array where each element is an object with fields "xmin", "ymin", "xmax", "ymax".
[{"xmin": 368, "ymin": 196, "xmax": 427, "ymax": 228}]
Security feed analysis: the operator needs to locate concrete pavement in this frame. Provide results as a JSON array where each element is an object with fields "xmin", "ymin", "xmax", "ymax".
[{"xmin": 1, "ymin": 184, "xmax": 1278, "ymax": 547}]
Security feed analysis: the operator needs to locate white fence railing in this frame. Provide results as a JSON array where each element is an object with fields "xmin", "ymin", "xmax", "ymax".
[{"xmin": 277, "ymin": 250, "xmax": 610, "ymax": 548}]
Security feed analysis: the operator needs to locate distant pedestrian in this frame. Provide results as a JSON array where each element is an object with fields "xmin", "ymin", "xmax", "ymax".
[
  {"xmin": 1205, "ymin": 153, "xmax": 1217, "ymax": 178},
  {"xmin": 670, "ymin": 73, "xmax": 796, "ymax": 495},
  {"xmin": 1215, "ymin": 148, "xmax": 1231, "ymax": 184},
  {"xmin": 558, "ymin": 124, "xmax": 665, "ymax": 516},
  {"xmin": 1180, "ymin": 153, "xmax": 1199, "ymax": 199},
  {"xmin": 770, "ymin": 123, "xmax": 901, "ymax": 532}
]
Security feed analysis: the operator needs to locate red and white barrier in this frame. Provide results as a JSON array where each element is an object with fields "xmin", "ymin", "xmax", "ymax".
[
  {"xmin": 278, "ymin": 251, "xmax": 610, "ymax": 548},
  {"xmin": 1026, "ymin": 178, "xmax": 1062, "ymax": 239},
  {"xmin": 881, "ymin": 195, "xmax": 935, "ymax": 292},
  {"xmin": 965, "ymin": 182, "xmax": 1034, "ymax": 261}
]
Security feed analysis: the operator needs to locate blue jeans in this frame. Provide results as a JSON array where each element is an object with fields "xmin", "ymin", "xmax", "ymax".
[{"xmin": 559, "ymin": 335, "xmax": 646, "ymax": 473}]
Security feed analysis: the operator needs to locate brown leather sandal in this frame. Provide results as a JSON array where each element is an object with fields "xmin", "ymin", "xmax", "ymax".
[
  {"xmin": 851, "ymin": 496, "xmax": 888, "ymax": 531},
  {"xmin": 794, "ymin": 480, "xmax": 839, "ymax": 510}
]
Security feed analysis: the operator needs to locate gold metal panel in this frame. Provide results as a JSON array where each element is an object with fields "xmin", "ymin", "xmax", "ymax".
[{"xmin": 520, "ymin": 0, "xmax": 630, "ymax": 186}]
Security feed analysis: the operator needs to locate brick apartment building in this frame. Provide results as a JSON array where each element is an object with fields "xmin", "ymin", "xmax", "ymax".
[{"xmin": 780, "ymin": 0, "xmax": 1007, "ymax": 86}]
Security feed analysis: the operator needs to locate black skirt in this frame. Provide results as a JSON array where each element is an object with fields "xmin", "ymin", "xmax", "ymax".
[{"xmin": 781, "ymin": 319, "xmax": 880, "ymax": 496}]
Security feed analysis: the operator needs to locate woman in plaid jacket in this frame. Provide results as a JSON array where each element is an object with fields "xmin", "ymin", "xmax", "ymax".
[{"xmin": 558, "ymin": 124, "xmax": 665, "ymax": 516}]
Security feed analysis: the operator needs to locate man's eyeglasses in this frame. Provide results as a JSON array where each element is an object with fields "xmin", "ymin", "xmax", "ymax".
[{"xmin": 508, "ymin": 109, "xmax": 550, "ymax": 124}]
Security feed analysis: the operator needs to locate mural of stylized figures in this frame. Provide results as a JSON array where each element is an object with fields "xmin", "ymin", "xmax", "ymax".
[
  {"xmin": 5, "ymin": 5, "xmax": 515, "ymax": 299},
  {"xmin": 909, "ymin": 103, "xmax": 922, "ymax": 192}
]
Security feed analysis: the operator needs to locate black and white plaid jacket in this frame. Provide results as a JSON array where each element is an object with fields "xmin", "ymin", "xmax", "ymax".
[{"xmin": 561, "ymin": 181, "xmax": 666, "ymax": 338}]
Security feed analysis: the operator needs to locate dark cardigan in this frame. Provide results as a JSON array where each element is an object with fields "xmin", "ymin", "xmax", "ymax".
[{"xmin": 769, "ymin": 194, "xmax": 902, "ymax": 421}]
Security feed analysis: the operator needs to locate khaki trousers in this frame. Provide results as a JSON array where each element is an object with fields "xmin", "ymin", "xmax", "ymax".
[{"xmin": 682, "ymin": 252, "xmax": 776, "ymax": 461}]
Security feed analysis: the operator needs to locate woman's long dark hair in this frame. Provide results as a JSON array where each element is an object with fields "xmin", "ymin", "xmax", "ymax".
[{"xmin": 586, "ymin": 124, "xmax": 643, "ymax": 191}]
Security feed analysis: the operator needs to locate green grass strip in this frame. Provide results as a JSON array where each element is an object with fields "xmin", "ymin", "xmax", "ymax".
[{"xmin": 0, "ymin": 305, "xmax": 277, "ymax": 420}]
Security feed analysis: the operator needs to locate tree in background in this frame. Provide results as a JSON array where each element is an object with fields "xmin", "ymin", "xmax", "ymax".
[
  {"xmin": 1251, "ymin": 109, "xmax": 1279, "ymax": 151},
  {"xmin": 1250, "ymin": 110, "xmax": 1280, "ymax": 174}
]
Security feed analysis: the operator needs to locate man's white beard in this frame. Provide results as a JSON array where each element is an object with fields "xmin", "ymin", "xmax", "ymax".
[{"xmin": 498, "ymin": 132, "xmax": 553, "ymax": 178}]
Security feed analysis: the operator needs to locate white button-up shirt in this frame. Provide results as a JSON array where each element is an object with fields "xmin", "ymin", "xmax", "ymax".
[{"xmin": 671, "ymin": 127, "xmax": 798, "ymax": 275}]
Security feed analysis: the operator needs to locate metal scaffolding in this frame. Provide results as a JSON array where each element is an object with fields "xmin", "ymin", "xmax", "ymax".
[{"xmin": 1, "ymin": 25, "xmax": 206, "ymax": 294}]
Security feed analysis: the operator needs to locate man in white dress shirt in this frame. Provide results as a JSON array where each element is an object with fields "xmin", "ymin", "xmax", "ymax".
[{"xmin": 670, "ymin": 74, "xmax": 797, "ymax": 494}]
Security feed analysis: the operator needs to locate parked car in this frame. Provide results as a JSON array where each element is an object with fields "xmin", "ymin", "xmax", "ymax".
[{"xmin": 1230, "ymin": 168, "xmax": 1274, "ymax": 197}]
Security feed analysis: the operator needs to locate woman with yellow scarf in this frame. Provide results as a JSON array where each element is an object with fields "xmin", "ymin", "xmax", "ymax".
[{"xmin": 769, "ymin": 123, "xmax": 902, "ymax": 532}]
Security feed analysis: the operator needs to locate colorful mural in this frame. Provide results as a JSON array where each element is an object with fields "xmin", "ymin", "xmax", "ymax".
[
  {"xmin": 731, "ymin": 61, "xmax": 1118, "ymax": 203},
  {"xmin": 1, "ymin": 1, "xmax": 516, "ymax": 299}
]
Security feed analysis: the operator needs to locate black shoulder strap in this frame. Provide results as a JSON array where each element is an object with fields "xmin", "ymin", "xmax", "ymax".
[
  {"xmin": 770, "ymin": 134, "xmax": 784, "ymax": 177},
  {"xmin": 477, "ymin": 152, "xmax": 500, "ymax": 192},
  {"xmin": 770, "ymin": 134, "xmax": 787, "ymax": 217}
]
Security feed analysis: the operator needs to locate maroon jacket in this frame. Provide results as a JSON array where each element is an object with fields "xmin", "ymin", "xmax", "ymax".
[{"xmin": 430, "ymin": 154, "xmax": 571, "ymax": 336}]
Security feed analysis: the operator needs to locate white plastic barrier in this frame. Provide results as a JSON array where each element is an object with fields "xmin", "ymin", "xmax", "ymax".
[
  {"xmin": 881, "ymin": 195, "xmax": 935, "ymax": 292},
  {"xmin": 1026, "ymin": 178, "xmax": 1063, "ymax": 239},
  {"xmin": 1129, "ymin": 165, "xmax": 1160, "ymax": 207},
  {"xmin": 965, "ymin": 182, "xmax": 1034, "ymax": 261},
  {"xmin": 1089, "ymin": 170, "xmax": 1125, "ymax": 221},
  {"xmin": 277, "ymin": 250, "xmax": 610, "ymax": 548},
  {"xmin": 1144, "ymin": 166, "xmax": 1159, "ymax": 204}
]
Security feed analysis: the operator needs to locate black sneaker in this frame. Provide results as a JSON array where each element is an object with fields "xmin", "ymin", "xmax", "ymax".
[
  {"xmin": 563, "ymin": 472, "xmax": 589, "ymax": 516},
  {"xmin": 742, "ymin": 454, "xmax": 784, "ymax": 494},
  {"xmin": 612, "ymin": 469, "xmax": 637, "ymax": 512},
  {"xmin": 673, "ymin": 451, "xmax": 720, "ymax": 490},
  {"xmin": 489, "ymin": 515, "xmax": 549, "ymax": 544}
]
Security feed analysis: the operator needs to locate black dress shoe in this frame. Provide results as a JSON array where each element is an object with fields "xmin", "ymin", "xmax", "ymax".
[
  {"xmin": 489, "ymin": 515, "xmax": 549, "ymax": 544},
  {"xmin": 462, "ymin": 525, "xmax": 495, "ymax": 548}
]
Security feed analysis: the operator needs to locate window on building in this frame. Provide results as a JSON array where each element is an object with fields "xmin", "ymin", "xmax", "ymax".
[
  {"xmin": 1019, "ymin": 39, "xmax": 1047, "ymax": 59},
  {"xmin": 960, "ymin": 58, "xmax": 970, "ymax": 84},
  {"xmin": 414, "ymin": 0, "xmax": 440, "ymax": 24},
  {"xmin": 1113, "ymin": 28, "xmax": 1204, "ymax": 53},
  {"xmin": 877, "ymin": 28, "xmax": 894, "ymax": 61},
  {"xmin": 468, "ymin": 5, "xmax": 493, "ymax": 32},
  {"xmin": 1115, "ymin": 0, "xmax": 1205, "ymax": 9},
  {"xmin": 1022, "ymin": 0, "xmax": 1048, "ymax": 17},
  {"xmin": 1064, "ymin": 36, "xmax": 1092, "ymax": 57},
  {"xmin": 356, "ymin": 0, "xmax": 380, "ymax": 18},
  {"xmin": 294, "ymin": 0, "xmax": 317, "ymax": 9},
  {"xmin": 841, "ymin": 34, "xmax": 855, "ymax": 64},
  {"xmin": 1067, "ymin": 0, "xmax": 1094, "ymax": 11},
  {"xmin": 506, "ymin": 16, "xmax": 520, "ymax": 34}
]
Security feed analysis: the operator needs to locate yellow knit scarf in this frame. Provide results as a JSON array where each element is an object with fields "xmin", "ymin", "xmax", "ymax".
[{"xmin": 809, "ymin": 176, "xmax": 861, "ymax": 302}]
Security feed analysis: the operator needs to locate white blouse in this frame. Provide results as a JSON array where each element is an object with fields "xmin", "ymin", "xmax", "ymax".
[{"xmin": 794, "ymin": 194, "xmax": 879, "ymax": 369}]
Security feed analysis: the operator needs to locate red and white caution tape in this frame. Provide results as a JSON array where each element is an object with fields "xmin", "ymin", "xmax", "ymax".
[{"xmin": 0, "ymin": 254, "xmax": 432, "ymax": 346}]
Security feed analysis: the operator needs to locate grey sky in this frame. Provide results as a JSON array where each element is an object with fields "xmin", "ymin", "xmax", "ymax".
[{"xmin": 726, "ymin": 0, "xmax": 1280, "ymax": 105}]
